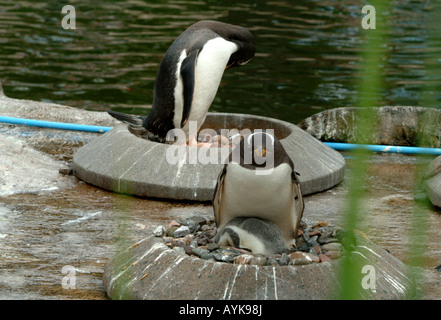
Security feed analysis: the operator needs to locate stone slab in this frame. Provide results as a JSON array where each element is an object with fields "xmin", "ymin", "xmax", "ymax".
[
  {"xmin": 72, "ymin": 113, "xmax": 345, "ymax": 201},
  {"xmin": 298, "ymin": 106, "xmax": 441, "ymax": 147},
  {"xmin": 103, "ymin": 235, "xmax": 416, "ymax": 300}
]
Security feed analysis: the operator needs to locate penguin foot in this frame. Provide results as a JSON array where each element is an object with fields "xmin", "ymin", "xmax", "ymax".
[{"xmin": 197, "ymin": 132, "xmax": 233, "ymax": 148}]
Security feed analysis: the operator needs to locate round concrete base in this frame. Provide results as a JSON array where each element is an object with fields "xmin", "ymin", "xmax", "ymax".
[
  {"xmin": 72, "ymin": 113, "xmax": 345, "ymax": 201},
  {"xmin": 103, "ymin": 235, "xmax": 415, "ymax": 300}
]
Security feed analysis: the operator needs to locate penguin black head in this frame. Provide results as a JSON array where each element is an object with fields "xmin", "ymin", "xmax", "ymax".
[
  {"xmin": 232, "ymin": 130, "xmax": 293, "ymax": 171},
  {"xmin": 189, "ymin": 20, "xmax": 256, "ymax": 70}
]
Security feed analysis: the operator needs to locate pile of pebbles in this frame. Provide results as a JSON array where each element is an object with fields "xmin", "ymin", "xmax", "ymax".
[{"xmin": 152, "ymin": 215, "xmax": 346, "ymax": 266}]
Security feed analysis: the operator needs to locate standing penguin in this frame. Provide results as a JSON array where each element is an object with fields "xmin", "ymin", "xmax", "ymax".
[
  {"xmin": 108, "ymin": 20, "xmax": 255, "ymax": 144},
  {"xmin": 213, "ymin": 130, "xmax": 304, "ymax": 243}
]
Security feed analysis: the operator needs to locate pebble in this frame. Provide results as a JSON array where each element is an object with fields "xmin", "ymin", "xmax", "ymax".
[
  {"xmin": 278, "ymin": 253, "xmax": 290, "ymax": 266},
  {"xmin": 173, "ymin": 225, "xmax": 191, "ymax": 238},
  {"xmin": 192, "ymin": 247, "xmax": 210, "ymax": 257},
  {"xmin": 312, "ymin": 220, "xmax": 328, "ymax": 229},
  {"xmin": 303, "ymin": 252, "xmax": 320, "ymax": 263},
  {"xmin": 324, "ymin": 250, "xmax": 342, "ymax": 259},
  {"xmin": 200, "ymin": 252, "xmax": 215, "ymax": 260},
  {"xmin": 183, "ymin": 245, "xmax": 193, "ymax": 255},
  {"xmin": 266, "ymin": 257, "xmax": 279, "ymax": 266},
  {"xmin": 155, "ymin": 216, "xmax": 345, "ymax": 267},
  {"xmin": 213, "ymin": 252, "xmax": 235, "ymax": 263},
  {"xmin": 289, "ymin": 251, "xmax": 307, "ymax": 260},
  {"xmin": 289, "ymin": 258, "xmax": 312, "ymax": 266},
  {"xmin": 172, "ymin": 238, "xmax": 186, "ymax": 247},
  {"xmin": 166, "ymin": 226, "xmax": 178, "ymax": 237},
  {"xmin": 234, "ymin": 254, "xmax": 254, "ymax": 265},
  {"xmin": 250, "ymin": 256, "xmax": 267, "ymax": 266},
  {"xmin": 168, "ymin": 220, "xmax": 181, "ymax": 229},
  {"xmin": 153, "ymin": 225, "xmax": 165, "ymax": 237},
  {"xmin": 179, "ymin": 218, "xmax": 200, "ymax": 233},
  {"xmin": 206, "ymin": 242, "xmax": 219, "ymax": 251},
  {"xmin": 321, "ymin": 242, "xmax": 343, "ymax": 252},
  {"xmin": 319, "ymin": 253, "xmax": 331, "ymax": 263}
]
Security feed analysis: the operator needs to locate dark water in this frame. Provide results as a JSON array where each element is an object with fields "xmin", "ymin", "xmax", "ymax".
[{"xmin": 1, "ymin": 0, "xmax": 441, "ymax": 125}]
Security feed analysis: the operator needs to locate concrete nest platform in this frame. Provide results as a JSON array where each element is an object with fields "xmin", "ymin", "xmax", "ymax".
[
  {"xmin": 103, "ymin": 234, "xmax": 415, "ymax": 300},
  {"xmin": 72, "ymin": 113, "xmax": 345, "ymax": 201}
]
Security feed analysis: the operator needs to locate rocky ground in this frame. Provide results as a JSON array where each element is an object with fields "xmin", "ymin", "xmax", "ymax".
[{"xmin": 155, "ymin": 216, "xmax": 344, "ymax": 266}]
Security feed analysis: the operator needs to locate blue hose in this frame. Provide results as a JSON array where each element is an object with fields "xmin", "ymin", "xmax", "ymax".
[
  {"xmin": 0, "ymin": 115, "xmax": 112, "ymax": 133},
  {"xmin": 324, "ymin": 142, "xmax": 441, "ymax": 156},
  {"xmin": 1, "ymin": 115, "xmax": 441, "ymax": 156}
]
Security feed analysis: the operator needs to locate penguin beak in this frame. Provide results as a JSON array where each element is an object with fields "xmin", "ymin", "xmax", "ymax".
[{"xmin": 225, "ymin": 62, "xmax": 235, "ymax": 70}]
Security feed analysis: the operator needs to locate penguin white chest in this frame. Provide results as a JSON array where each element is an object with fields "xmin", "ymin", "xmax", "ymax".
[
  {"xmin": 220, "ymin": 163, "xmax": 294, "ymax": 223},
  {"xmin": 180, "ymin": 37, "xmax": 238, "ymax": 132}
]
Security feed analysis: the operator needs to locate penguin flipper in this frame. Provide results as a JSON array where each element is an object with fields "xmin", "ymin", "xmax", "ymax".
[
  {"xmin": 180, "ymin": 49, "xmax": 199, "ymax": 128},
  {"xmin": 291, "ymin": 171, "xmax": 304, "ymax": 236},
  {"xmin": 213, "ymin": 164, "xmax": 227, "ymax": 227},
  {"xmin": 107, "ymin": 110, "xmax": 144, "ymax": 127}
]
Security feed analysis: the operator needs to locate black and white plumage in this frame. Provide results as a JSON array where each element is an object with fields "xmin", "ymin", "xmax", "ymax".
[
  {"xmin": 108, "ymin": 20, "xmax": 255, "ymax": 142},
  {"xmin": 214, "ymin": 217, "xmax": 289, "ymax": 255},
  {"xmin": 213, "ymin": 130, "xmax": 304, "ymax": 244}
]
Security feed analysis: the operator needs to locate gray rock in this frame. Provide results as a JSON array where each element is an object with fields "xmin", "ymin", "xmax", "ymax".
[
  {"xmin": 318, "ymin": 229, "xmax": 339, "ymax": 244},
  {"xmin": 199, "ymin": 252, "xmax": 215, "ymax": 260},
  {"xmin": 179, "ymin": 219, "xmax": 200, "ymax": 233},
  {"xmin": 196, "ymin": 236, "xmax": 208, "ymax": 247},
  {"xmin": 173, "ymin": 226, "xmax": 190, "ymax": 238},
  {"xmin": 250, "ymin": 256, "xmax": 267, "ymax": 266},
  {"xmin": 278, "ymin": 253, "xmax": 290, "ymax": 266},
  {"xmin": 266, "ymin": 258, "xmax": 279, "ymax": 266},
  {"xmin": 298, "ymin": 106, "xmax": 441, "ymax": 147},
  {"xmin": 213, "ymin": 253, "xmax": 235, "ymax": 263},
  {"xmin": 289, "ymin": 258, "xmax": 312, "ymax": 266},
  {"xmin": 166, "ymin": 226, "xmax": 178, "ymax": 237},
  {"xmin": 321, "ymin": 243, "xmax": 343, "ymax": 252},
  {"xmin": 152, "ymin": 225, "xmax": 165, "ymax": 237},
  {"xmin": 192, "ymin": 247, "xmax": 210, "ymax": 258},
  {"xmin": 212, "ymin": 248, "xmax": 240, "ymax": 263},
  {"xmin": 206, "ymin": 243, "xmax": 219, "ymax": 251},
  {"xmin": 189, "ymin": 240, "xmax": 198, "ymax": 248},
  {"xmin": 187, "ymin": 216, "xmax": 208, "ymax": 227}
]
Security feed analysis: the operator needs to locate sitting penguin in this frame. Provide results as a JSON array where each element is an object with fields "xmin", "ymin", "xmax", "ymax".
[
  {"xmin": 214, "ymin": 217, "xmax": 289, "ymax": 255},
  {"xmin": 213, "ymin": 130, "xmax": 304, "ymax": 248}
]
